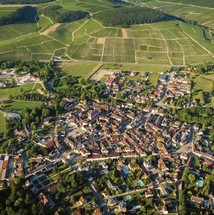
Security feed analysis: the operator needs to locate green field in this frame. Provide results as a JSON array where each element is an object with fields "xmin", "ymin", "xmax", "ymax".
[
  {"xmin": 142, "ymin": 0, "xmax": 214, "ymax": 29},
  {"xmin": 0, "ymin": 0, "xmax": 213, "ymax": 65},
  {"xmin": 101, "ymin": 63, "xmax": 170, "ymax": 73},
  {"xmin": 4, "ymin": 100, "xmax": 43, "ymax": 110},
  {"xmin": 0, "ymin": 83, "xmax": 34, "ymax": 99},
  {"xmin": 58, "ymin": 62, "xmax": 99, "ymax": 79},
  {"xmin": 194, "ymin": 76, "xmax": 213, "ymax": 92},
  {"xmin": 0, "ymin": 112, "xmax": 6, "ymax": 134}
]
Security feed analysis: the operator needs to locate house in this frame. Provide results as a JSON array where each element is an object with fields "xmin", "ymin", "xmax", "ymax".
[
  {"xmin": 130, "ymin": 71, "xmax": 138, "ymax": 77},
  {"xmin": 106, "ymin": 76, "xmax": 115, "ymax": 86},
  {"xmin": 145, "ymin": 189, "xmax": 154, "ymax": 198},
  {"xmin": 190, "ymin": 196, "xmax": 204, "ymax": 205},
  {"xmin": 159, "ymin": 72, "xmax": 168, "ymax": 82},
  {"xmin": 158, "ymin": 158, "xmax": 169, "ymax": 172},
  {"xmin": 4, "ymin": 112, "xmax": 21, "ymax": 120},
  {"xmin": 158, "ymin": 205, "xmax": 168, "ymax": 214},
  {"xmin": 93, "ymin": 208, "xmax": 102, "ymax": 215},
  {"xmin": 0, "ymin": 81, "xmax": 6, "ymax": 88},
  {"xmin": 79, "ymin": 196, "xmax": 87, "ymax": 205},
  {"xmin": 180, "ymin": 153, "xmax": 188, "ymax": 160},
  {"xmin": 39, "ymin": 192, "xmax": 49, "ymax": 205},
  {"xmin": 159, "ymin": 184, "xmax": 168, "ymax": 196}
]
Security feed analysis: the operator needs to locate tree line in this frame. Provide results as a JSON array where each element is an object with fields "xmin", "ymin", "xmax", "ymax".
[
  {"xmin": 94, "ymin": 6, "xmax": 170, "ymax": 27},
  {"xmin": 0, "ymin": 60, "xmax": 57, "ymax": 82},
  {"xmin": 0, "ymin": 6, "xmax": 37, "ymax": 26},
  {"xmin": 41, "ymin": 5, "xmax": 89, "ymax": 23},
  {"xmin": 169, "ymin": 106, "xmax": 214, "ymax": 126},
  {"xmin": 13, "ymin": 93, "xmax": 48, "ymax": 102},
  {"xmin": 54, "ymin": 76, "xmax": 105, "ymax": 100}
]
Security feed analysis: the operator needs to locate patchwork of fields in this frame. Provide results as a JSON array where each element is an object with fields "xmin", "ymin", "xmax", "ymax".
[
  {"xmin": 142, "ymin": 0, "xmax": 214, "ymax": 29},
  {"xmin": 65, "ymin": 19, "xmax": 214, "ymax": 65},
  {"xmin": 0, "ymin": 0, "xmax": 213, "ymax": 65}
]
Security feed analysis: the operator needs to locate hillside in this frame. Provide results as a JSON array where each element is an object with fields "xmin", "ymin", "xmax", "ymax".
[
  {"xmin": 94, "ymin": 6, "xmax": 170, "ymax": 27},
  {"xmin": 0, "ymin": 6, "xmax": 37, "ymax": 25},
  {"xmin": 0, "ymin": 0, "xmax": 213, "ymax": 65},
  {"xmin": 159, "ymin": 0, "xmax": 214, "ymax": 8},
  {"xmin": 41, "ymin": 5, "xmax": 89, "ymax": 23},
  {"xmin": 0, "ymin": 0, "xmax": 54, "ymax": 4},
  {"xmin": 142, "ymin": 0, "xmax": 214, "ymax": 29}
]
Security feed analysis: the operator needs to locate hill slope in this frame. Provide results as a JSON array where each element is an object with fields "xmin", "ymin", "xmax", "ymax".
[{"xmin": 159, "ymin": 0, "xmax": 214, "ymax": 8}]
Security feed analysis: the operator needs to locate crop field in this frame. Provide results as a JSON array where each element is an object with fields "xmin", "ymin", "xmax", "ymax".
[
  {"xmin": 142, "ymin": 0, "xmax": 214, "ymax": 29},
  {"xmin": 0, "ymin": 0, "xmax": 213, "ymax": 65},
  {"xmin": 66, "ymin": 19, "xmax": 214, "ymax": 65},
  {"xmin": 0, "ymin": 8, "xmax": 17, "ymax": 17}
]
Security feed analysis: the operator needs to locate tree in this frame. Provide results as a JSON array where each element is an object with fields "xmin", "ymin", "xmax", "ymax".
[{"xmin": 188, "ymin": 174, "xmax": 196, "ymax": 184}]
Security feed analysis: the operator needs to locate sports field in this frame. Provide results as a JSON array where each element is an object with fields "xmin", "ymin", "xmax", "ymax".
[{"xmin": 0, "ymin": 0, "xmax": 213, "ymax": 65}]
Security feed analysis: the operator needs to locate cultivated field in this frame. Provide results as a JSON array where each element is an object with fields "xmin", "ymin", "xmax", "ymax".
[
  {"xmin": 142, "ymin": 0, "xmax": 214, "ymax": 29},
  {"xmin": 66, "ymin": 19, "xmax": 214, "ymax": 65},
  {"xmin": 0, "ymin": 0, "xmax": 213, "ymax": 65}
]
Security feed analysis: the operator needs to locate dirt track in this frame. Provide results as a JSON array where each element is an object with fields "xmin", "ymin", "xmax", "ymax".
[{"xmin": 41, "ymin": 23, "xmax": 61, "ymax": 35}]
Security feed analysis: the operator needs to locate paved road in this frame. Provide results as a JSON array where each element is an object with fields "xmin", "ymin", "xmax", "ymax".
[{"xmin": 86, "ymin": 179, "xmax": 110, "ymax": 215}]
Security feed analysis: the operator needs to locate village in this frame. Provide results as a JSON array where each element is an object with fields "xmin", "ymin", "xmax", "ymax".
[{"xmin": 0, "ymin": 68, "xmax": 213, "ymax": 215}]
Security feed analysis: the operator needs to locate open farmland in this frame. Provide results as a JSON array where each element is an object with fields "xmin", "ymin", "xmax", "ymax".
[
  {"xmin": 141, "ymin": 0, "xmax": 214, "ymax": 29},
  {"xmin": 0, "ymin": 0, "xmax": 213, "ymax": 65},
  {"xmin": 66, "ymin": 19, "xmax": 214, "ymax": 65}
]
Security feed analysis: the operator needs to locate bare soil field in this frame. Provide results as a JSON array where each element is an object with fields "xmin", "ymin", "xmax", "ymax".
[
  {"xmin": 41, "ymin": 23, "xmax": 61, "ymax": 35},
  {"xmin": 97, "ymin": 37, "xmax": 105, "ymax": 44},
  {"xmin": 122, "ymin": 28, "xmax": 128, "ymax": 38}
]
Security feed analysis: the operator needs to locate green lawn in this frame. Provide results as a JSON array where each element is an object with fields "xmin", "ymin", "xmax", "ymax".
[
  {"xmin": 58, "ymin": 62, "xmax": 99, "ymax": 79},
  {"xmin": 202, "ymin": 73, "xmax": 214, "ymax": 81},
  {"xmin": 148, "ymin": 72, "xmax": 160, "ymax": 86},
  {"xmin": 100, "ymin": 74, "xmax": 110, "ymax": 82},
  {"xmin": 4, "ymin": 100, "xmax": 43, "ymax": 111},
  {"xmin": 193, "ymin": 76, "xmax": 213, "ymax": 92},
  {"xmin": 0, "ymin": 83, "xmax": 34, "ymax": 99},
  {"xmin": 101, "ymin": 63, "xmax": 170, "ymax": 72},
  {"xmin": 0, "ymin": 112, "xmax": 6, "ymax": 134}
]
